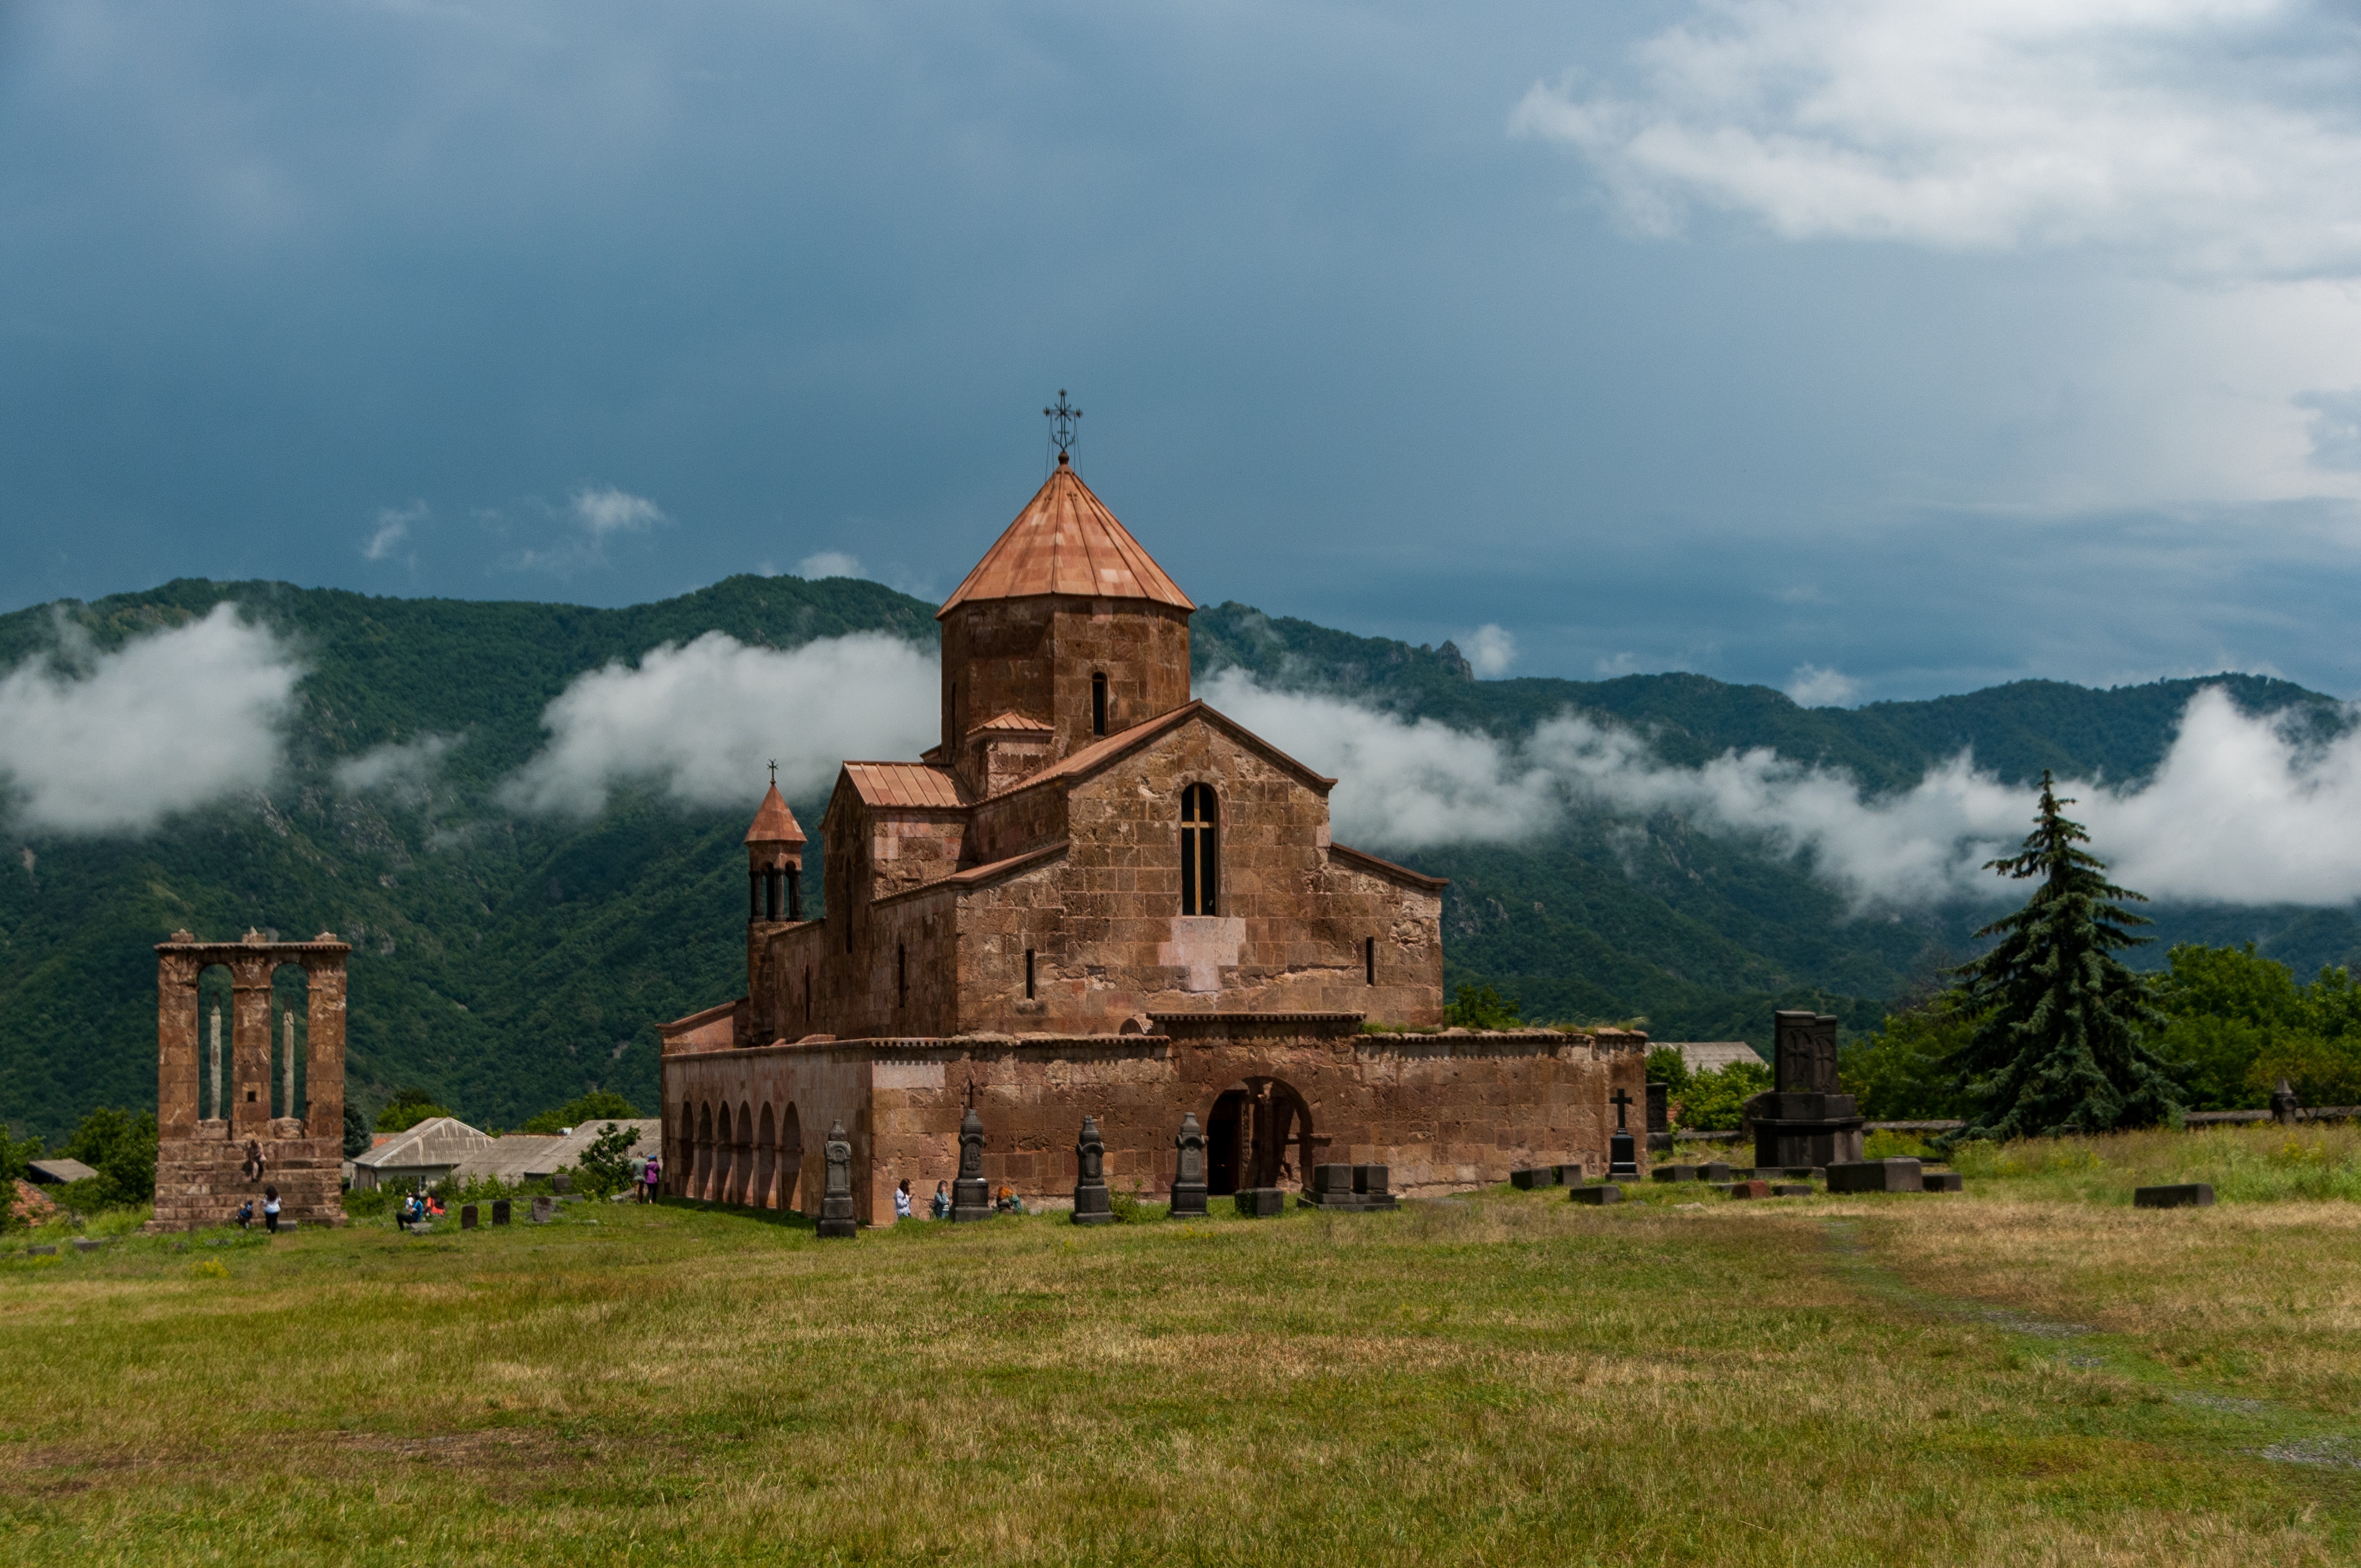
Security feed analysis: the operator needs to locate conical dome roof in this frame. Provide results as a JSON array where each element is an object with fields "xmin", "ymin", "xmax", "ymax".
[
  {"xmin": 937, "ymin": 456, "xmax": 1194, "ymax": 619},
  {"xmin": 743, "ymin": 781, "xmax": 806, "ymax": 846}
]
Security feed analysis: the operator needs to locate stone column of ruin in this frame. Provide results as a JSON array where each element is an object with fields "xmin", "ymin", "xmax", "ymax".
[
  {"xmin": 303, "ymin": 955, "xmax": 346, "ymax": 1143},
  {"xmin": 155, "ymin": 951, "xmax": 202, "ymax": 1139},
  {"xmin": 231, "ymin": 955, "xmax": 274, "ymax": 1130},
  {"xmin": 282, "ymin": 1010, "xmax": 296, "ymax": 1120},
  {"xmin": 210, "ymin": 1006, "xmax": 223, "ymax": 1121}
]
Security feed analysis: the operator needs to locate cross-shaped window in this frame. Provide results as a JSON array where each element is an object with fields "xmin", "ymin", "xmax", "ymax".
[{"xmin": 1180, "ymin": 783, "xmax": 1219, "ymax": 916}]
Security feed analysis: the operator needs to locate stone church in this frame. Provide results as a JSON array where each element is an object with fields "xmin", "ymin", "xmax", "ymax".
[{"xmin": 659, "ymin": 453, "xmax": 1645, "ymax": 1222}]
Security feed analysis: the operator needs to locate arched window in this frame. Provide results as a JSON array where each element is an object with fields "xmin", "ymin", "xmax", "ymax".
[
  {"xmin": 1091, "ymin": 672, "xmax": 1109, "ymax": 737},
  {"xmin": 1180, "ymin": 783, "xmax": 1218, "ymax": 916}
]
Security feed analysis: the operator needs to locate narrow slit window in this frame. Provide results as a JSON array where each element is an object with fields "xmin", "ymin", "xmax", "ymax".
[
  {"xmin": 1179, "ymin": 783, "xmax": 1219, "ymax": 916},
  {"xmin": 1364, "ymin": 936, "xmax": 1376, "ymax": 986},
  {"xmin": 1091, "ymin": 672, "xmax": 1108, "ymax": 737},
  {"xmin": 897, "ymin": 943, "xmax": 907, "ymax": 1008},
  {"xmin": 803, "ymin": 968, "xmax": 812, "ymax": 1026},
  {"xmin": 1024, "ymin": 948, "xmax": 1036, "ymax": 1000}
]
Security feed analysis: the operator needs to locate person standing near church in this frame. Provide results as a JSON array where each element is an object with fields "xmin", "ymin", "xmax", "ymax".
[
  {"xmin": 894, "ymin": 1179, "xmax": 913, "ymax": 1221},
  {"xmin": 262, "ymin": 1186, "xmax": 281, "ymax": 1234},
  {"xmin": 642, "ymin": 1155, "xmax": 661, "ymax": 1203}
]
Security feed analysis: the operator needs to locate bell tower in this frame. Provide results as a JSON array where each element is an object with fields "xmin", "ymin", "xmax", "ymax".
[{"xmin": 934, "ymin": 452, "xmax": 1195, "ymax": 796}]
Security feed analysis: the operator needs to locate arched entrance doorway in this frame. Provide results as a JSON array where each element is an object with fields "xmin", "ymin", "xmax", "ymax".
[{"xmin": 1205, "ymin": 1078, "xmax": 1313, "ymax": 1195}]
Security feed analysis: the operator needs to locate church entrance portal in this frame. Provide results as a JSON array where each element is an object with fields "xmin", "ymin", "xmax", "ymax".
[{"xmin": 1204, "ymin": 1078, "xmax": 1313, "ymax": 1195}]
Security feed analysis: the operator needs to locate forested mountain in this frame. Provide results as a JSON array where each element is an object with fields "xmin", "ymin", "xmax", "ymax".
[{"xmin": 0, "ymin": 578, "xmax": 2352, "ymax": 1139}]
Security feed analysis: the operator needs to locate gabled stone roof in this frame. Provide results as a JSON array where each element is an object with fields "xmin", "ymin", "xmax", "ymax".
[
  {"xmin": 842, "ymin": 761, "xmax": 969, "ymax": 810},
  {"xmin": 743, "ymin": 781, "xmax": 806, "ymax": 846},
  {"xmin": 969, "ymin": 711, "xmax": 1053, "ymax": 735},
  {"xmin": 977, "ymin": 700, "xmax": 1336, "ymax": 804},
  {"xmin": 937, "ymin": 458, "xmax": 1194, "ymax": 617}
]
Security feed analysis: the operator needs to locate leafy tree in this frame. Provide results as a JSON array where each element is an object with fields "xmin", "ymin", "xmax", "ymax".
[
  {"xmin": 1671, "ymin": 1059, "xmax": 1770, "ymax": 1131},
  {"xmin": 571, "ymin": 1122, "xmax": 642, "ymax": 1198},
  {"xmin": 376, "ymin": 1086, "xmax": 455, "ymax": 1134},
  {"xmin": 0, "ymin": 1123, "xmax": 39, "ymax": 1186},
  {"xmin": 520, "ymin": 1090, "xmax": 641, "ymax": 1136},
  {"xmin": 1445, "ymin": 984, "xmax": 1521, "ymax": 1030},
  {"xmin": 1840, "ymin": 992, "xmax": 1977, "ymax": 1119},
  {"xmin": 62, "ymin": 1106, "xmax": 157, "ymax": 1206},
  {"xmin": 1644, "ymin": 1046, "xmax": 1690, "ymax": 1095},
  {"xmin": 342, "ymin": 1102, "xmax": 373, "ymax": 1158},
  {"xmin": 1951, "ymin": 774, "xmax": 2176, "ymax": 1139}
]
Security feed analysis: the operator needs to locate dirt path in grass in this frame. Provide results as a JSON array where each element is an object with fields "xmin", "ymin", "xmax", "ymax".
[{"xmin": 1824, "ymin": 1217, "xmax": 2361, "ymax": 1474}]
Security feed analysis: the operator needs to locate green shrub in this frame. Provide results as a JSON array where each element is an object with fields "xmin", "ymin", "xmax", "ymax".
[
  {"xmin": 376, "ymin": 1100, "xmax": 456, "ymax": 1134},
  {"xmin": 1445, "ymin": 984, "xmax": 1520, "ymax": 1030},
  {"xmin": 1673, "ymin": 1060, "xmax": 1771, "ymax": 1131},
  {"xmin": 1106, "ymin": 1189, "xmax": 1159, "ymax": 1224},
  {"xmin": 569, "ymin": 1122, "xmax": 643, "ymax": 1199},
  {"xmin": 1644, "ymin": 1047, "xmax": 1690, "ymax": 1096},
  {"xmin": 1841, "ymin": 994, "xmax": 1975, "ymax": 1119},
  {"xmin": 62, "ymin": 1106, "xmax": 157, "ymax": 1206}
]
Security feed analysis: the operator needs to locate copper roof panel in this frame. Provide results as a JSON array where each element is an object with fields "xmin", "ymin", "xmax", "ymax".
[
  {"xmin": 844, "ymin": 762, "xmax": 969, "ymax": 809},
  {"xmin": 938, "ymin": 459, "xmax": 1194, "ymax": 616}
]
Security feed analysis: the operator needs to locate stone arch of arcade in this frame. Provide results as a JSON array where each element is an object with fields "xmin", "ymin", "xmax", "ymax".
[
  {"xmin": 1204, "ymin": 1076, "xmax": 1313, "ymax": 1196},
  {"xmin": 672, "ymin": 1090, "xmax": 805, "ymax": 1212}
]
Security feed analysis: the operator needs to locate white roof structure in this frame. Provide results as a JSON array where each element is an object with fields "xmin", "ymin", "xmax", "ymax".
[
  {"xmin": 454, "ymin": 1119, "xmax": 661, "ymax": 1186},
  {"xmin": 350, "ymin": 1116, "xmax": 496, "ymax": 1182},
  {"xmin": 1661, "ymin": 1042, "xmax": 1766, "ymax": 1074}
]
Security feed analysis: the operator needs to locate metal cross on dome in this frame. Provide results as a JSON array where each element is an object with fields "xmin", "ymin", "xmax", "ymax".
[{"xmin": 1043, "ymin": 390, "xmax": 1082, "ymax": 458}]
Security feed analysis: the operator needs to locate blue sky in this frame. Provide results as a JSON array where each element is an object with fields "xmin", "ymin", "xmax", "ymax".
[{"xmin": 5, "ymin": 0, "xmax": 2361, "ymax": 703}]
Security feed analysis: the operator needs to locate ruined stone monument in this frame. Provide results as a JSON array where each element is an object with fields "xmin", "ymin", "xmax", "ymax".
[
  {"xmin": 818, "ymin": 1119, "xmax": 858, "ymax": 1238},
  {"xmin": 951, "ymin": 1103, "xmax": 992, "ymax": 1222},
  {"xmin": 149, "ymin": 929, "xmax": 350, "ymax": 1232},
  {"xmin": 1071, "ymin": 1115, "xmax": 1113, "ymax": 1225},
  {"xmin": 1646, "ymin": 1080, "xmax": 1671, "ymax": 1153},
  {"xmin": 1168, "ymin": 1111, "xmax": 1209, "ymax": 1217},
  {"xmin": 2272, "ymin": 1077, "xmax": 2300, "ymax": 1124},
  {"xmin": 1748, "ymin": 1010, "xmax": 1863, "ymax": 1172}
]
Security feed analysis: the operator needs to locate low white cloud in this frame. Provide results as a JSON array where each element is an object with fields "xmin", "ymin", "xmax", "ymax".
[
  {"xmin": 1513, "ymin": 0, "xmax": 2361, "ymax": 282},
  {"xmin": 365, "ymin": 501, "xmax": 423, "ymax": 563},
  {"xmin": 0, "ymin": 604, "xmax": 302, "ymax": 834},
  {"xmin": 1785, "ymin": 663, "xmax": 1860, "ymax": 706},
  {"xmin": 2297, "ymin": 389, "xmax": 2361, "ymax": 471},
  {"xmin": 571, "ymin": 486, "xmax": 664, "ymax": 536},
  {"xmin": 335, "ymin": 733, "xmax": 461, "ymax": 801},
  {"xmin": 1209, "ymin": 671, "xmax": 2361, "ymax": 910},
  {"xmin": 502, "ymin": 631, "xmax": 939, "ymax": 816},
  {"xmin": 797, "ymin": 550, "xmax": 866, "ymax": 580},
  {"xmin": 1465, "ymin": 624, "xmax": 1517, "ymax": 678}
]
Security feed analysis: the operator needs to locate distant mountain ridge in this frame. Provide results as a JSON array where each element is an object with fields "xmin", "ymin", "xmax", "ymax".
[{"xmin": 0, "ymin": 574, "xmax": 2351, "ymax": 1139}]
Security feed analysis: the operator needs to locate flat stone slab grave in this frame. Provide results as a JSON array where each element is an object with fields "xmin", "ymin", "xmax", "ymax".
[
  {"xmin": 2135, "ymin": 1183, "xmax": 2215, "ymax": 1209},
  {"xmin": 1236, "ymin": 1187, "xmax": 1285, "ymax": 1218},
  {"xmin": 1510, "ymin": 1167, "xmax": 1562, "ymax": 1190},
  {"xmin": 1826, "ymin": 1159, "xmax": 1924, "ymax": 1194},
  {"xmin": 1921, "ymin": 1172, "xmax": 1965, "ymax": 1193},
  {"xmin": 1652, "ymin": 1164, "xmax": 1700, "ymax": 1183},
  {"xmin": 1568, "ymin": 1184, "xmax": 1623, "ymax": 1206},
  {"xmin": 1770, "ymin": 1183, "xmax": 1815, "ymax": 1197}
]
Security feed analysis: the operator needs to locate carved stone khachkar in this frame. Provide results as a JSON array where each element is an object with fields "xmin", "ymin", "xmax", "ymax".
[
  {"xmin": 149, "ymin": 929, "xmax": 351, "ymax": 1232},
  {"xmin": 1071, "ymin": 1115, "xmax": 1113, "ymax": 1226},
  {"xmin": 1167, "ymin": 1111, "xmax": 1209, "ymax": 1217},
  {"xmin": 818, "ymin": 1119, "xmax": 858, "ymax": 1238},
  {"xmin": 1749, "ymin": 1010, "xmax": 1864, "ymax": 1171},
  {"xmin": 951, "ymin": 1104, "xmax": 992, "ymax": 1222}
]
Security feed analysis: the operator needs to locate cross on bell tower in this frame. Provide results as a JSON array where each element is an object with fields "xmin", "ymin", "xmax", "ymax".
[{"xmin": 1043, "ymin": 389, "xmax": 1082, "ymax": 464}]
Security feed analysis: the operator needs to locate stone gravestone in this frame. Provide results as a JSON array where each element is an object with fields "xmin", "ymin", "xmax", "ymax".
[
  {"xmin": 460, "ymin": 1204, "xmax": 478, "ymax": 1230},
  {"xmin": 1608, "ymin": 1088, "xmax": 1642, "ymax": 1178},
  {"xmin": 1553, "ymin": 1163, "xmax": 1584, "ymax": 1185},
  {"xmin": 1652, "ymin": 1164, "xmax": 1700, "ymax": 1183},
  {"xmin": 491, "ymin": 1197, "xmax": 511, "ymax": 1226},
  {"xmin": 1750, "ymin": 1011, "xmax": 1865, "ymax": 1171},
  {"xmin": 951, "ymin": 1104, "xmax": 993, "ymax": 1223},
  {"xmin": 1168, "ymin": 1112, "xmax": 1209, "ymax": 1217},
  {"xmin": 817, "ymin": 1119, "xmax": 857, "ymax": 1238},
  {"xmin": 1921, "ymin": 1172, "xmax": 1965, "ymax": 1192},
  {"xmin": 530, "ymin": 1195, "xmax": 554, "ymax": 1223},
  {"xmin": 1826, "ymin": 1158, "xmax": 1922, "ymax": 1194},
  {"xmin": 1304, "ymin": 1163, "xmax": 1359, "ymax": 1208},
  {"xmin": 1568, "ymin": 1184, "xmax": 1622, "ymax": 1206},
  {"xmin": 1646, "ymin": 1082, "xmax": 1673, "ymax": 1153},
  {"xmin": 1071, "ymin": 1115, "xmax": 1113, "ymax": 1226},
  {"xmin": 1235, "ymin": 1187, "xmax": 1285, "ymax": 1218},
  {"xmin": 551, "ymin": 1170, "xmax": 572, "ymax": 1196},
  {"xmin": 2272, "ymin": 1077, "xmax": 2300, "ymax": 1125},
  {"xmin": 1510, "ymin": 1167, "xmax": 1558, "ymax": 1190},
  {"xmin": 2134, "ymin": 1183, "xmax": 2215, "ymax": 1209},
  {"xmin": 1353, "ymin": 1165, "xmax": 1397, "ymax": 1210}
]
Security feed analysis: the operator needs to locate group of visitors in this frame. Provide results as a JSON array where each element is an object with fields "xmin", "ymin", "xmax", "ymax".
[
  {"xmin": 895, "ymin": 1177, "xmax": 1026, "ymax": 1220},
  {"xmin": 395, "ymin": 1190, "xmax": 444, "ymax": 1231},
  {"xmin": 628, "ymin": 1152, "xmax": 662, "ymax": 1202},
  {"xmin": 232, "ymin": 1186, "xmax": 285, "ymax": 1233}
]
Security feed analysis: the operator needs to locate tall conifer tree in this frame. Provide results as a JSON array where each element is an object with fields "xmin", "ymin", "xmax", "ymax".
[{"xmin": 1953, "ymin": 771, "xmax": 2177, "ymax": 1139}]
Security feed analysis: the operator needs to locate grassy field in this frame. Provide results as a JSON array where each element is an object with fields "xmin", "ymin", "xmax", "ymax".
[{"xmin": 6, "ymin": 1129, "xmax": 2361, "ymax": 1566}]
